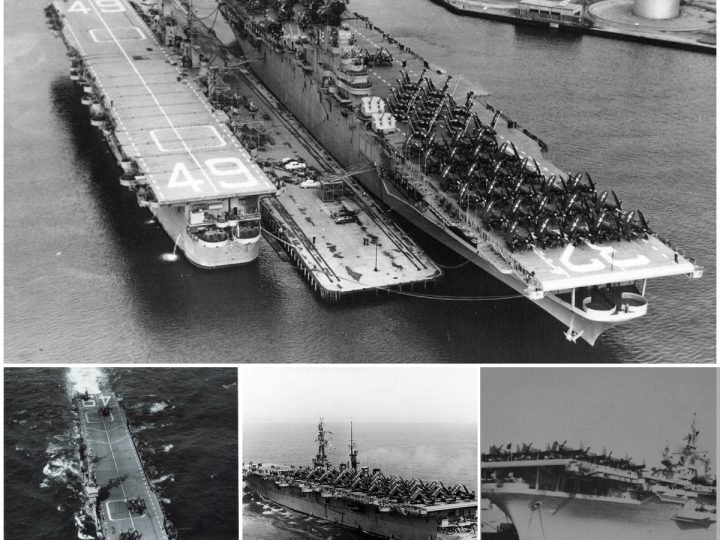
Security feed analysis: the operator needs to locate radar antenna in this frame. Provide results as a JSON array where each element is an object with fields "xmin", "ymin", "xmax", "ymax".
[{"xmin": 349, "ymin": 419, "xmax": 358, "ymax": 471}]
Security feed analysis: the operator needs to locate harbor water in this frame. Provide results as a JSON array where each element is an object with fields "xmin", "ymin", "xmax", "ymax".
[
  {"xmin": 3, "ymin": 368, "xmax": 238, "ymax": 540},
  {"xmin": 243, "ymin": 421, "xmax": 477, "ymax": 539},
  {"xmin": 4, "ymin": 0, "xmax": 714, "ymax": 362}
]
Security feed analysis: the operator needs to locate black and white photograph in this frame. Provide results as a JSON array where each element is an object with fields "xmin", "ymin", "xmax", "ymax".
[
  {"xmin": 4, "ymin": 0, "xmax": 714, "ymax": 362},
  {"xmin": 4, "ymin": 367, "xmax": 239, "ymax": 540},
  {"xmin": 242, "ymin": 364, "xmax": 479, "ymax": 539},
  {"xmin": 480, "ymin": 367, "xmax": 718, "ymax": 539}
]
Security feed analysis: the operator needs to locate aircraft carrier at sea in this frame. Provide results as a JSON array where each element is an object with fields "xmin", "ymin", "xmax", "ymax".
[
  {"xmin": 217, "ymin": 0, "xmax": 703, "ymax": 344},
  {"xmin": 244, "ymin": 420, "xmax": 478, "ymax": 540},
  {"xmin": 73, "ymin": 391, "xmax": 176, "ymax": 540}
]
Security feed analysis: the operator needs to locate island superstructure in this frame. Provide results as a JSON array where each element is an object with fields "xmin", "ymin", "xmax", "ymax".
[
  {"xmin": 46, "ymin": 0, "xmax": 277, "ymax": 267},
  {"xmin": 74, "ymin": 390, "xmax": 176, "ymax": 540},
  {"xmin": 481, "ymin": 416, "xmax": 717, "ymax": 540},
  {"xmin": 244, "ymin": 419, "xmax": 477, "ymax": 539},
  {"xmin": 218, "ymin": 0, "xmax": 702, "ymax": 344}
]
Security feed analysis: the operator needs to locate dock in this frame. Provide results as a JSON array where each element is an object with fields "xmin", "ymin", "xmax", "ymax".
[
  {"xmin": 241, "ymin": 71, "xmax": 442, "ymax": 299},
  {"xmin": 75, "ymin": 392, "xmax": 172, "ymax": 540},
  {"xmin": 430, "ymin": 0, "xmax": 716, "ymax": 54}
]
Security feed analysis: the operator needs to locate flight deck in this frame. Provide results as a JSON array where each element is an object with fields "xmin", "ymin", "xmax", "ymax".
[
  {"xmin": 75, "ymin": 392, "xmax": 170, "ymax": 540},
  {"xmin": 53, "ymin": 0, "xmax": 276, "ymax": 205},
  {"xmin": 342, "ymin": 14, "xmax": 700, "ymax": 292}
]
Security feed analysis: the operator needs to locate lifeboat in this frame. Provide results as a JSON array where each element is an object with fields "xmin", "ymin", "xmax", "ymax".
[
  {"xmin": 216, "ymin": 214, "xmax": 229, "ymax": 228},
  {"xmin": 198, "ymin": 230, "xmax": 229, "ymax": 247},
  {"xmin": 89, "ymin": 101, "xmax": 106, "ymax": 127},
  {"xmin": 119, "ymin": 173, "xmax": 136, "ymax": 187}
]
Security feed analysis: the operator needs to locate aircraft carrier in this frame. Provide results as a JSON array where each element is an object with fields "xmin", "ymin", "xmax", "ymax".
[
  {"xmin": 73, "ymin": 390, "xmax": 177, "ymax": 540},
  {"xmin": 45, "ymin": 0, "xmax": 277, "ymax": 267},
  {"xmin": 244, "ymin": 420, "xmax": 478, "ymax": 539},
  {"xmin": 217, "ymin": 0, "xmax": 703, "ymax": 344},
  {"xmin": 481, "ymin": 416, "xmax": 717, "ymax": 540}
]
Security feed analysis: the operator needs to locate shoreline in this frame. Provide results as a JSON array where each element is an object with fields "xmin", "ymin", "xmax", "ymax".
[{"xmin": 429, "ymin": 0, "xmax": 716, "ymax": 54}]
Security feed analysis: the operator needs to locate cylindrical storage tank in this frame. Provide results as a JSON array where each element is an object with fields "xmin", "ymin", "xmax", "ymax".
[{"xmin": 633, "ymin": 0, "xmax": 679, "ymax": 19}]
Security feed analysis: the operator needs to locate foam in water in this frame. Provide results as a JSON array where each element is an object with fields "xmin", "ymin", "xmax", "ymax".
[
  {"xmin": 150, "ymin": 400, "xmax": 169, "ymax": 413},
  {"xmin": 43, "ymin": 456, "xmax": 80, "ymax": 480},
  {"xmin": 66, "ymin": 367, "xmax": 106, "ymax": 396},
  {"xmin": 151, "ymin": 473, "xmax": 175, "ymax": 485},
  {"xmin": 163, "ymin": 444, "xmax": 174, "ymax": 453}
]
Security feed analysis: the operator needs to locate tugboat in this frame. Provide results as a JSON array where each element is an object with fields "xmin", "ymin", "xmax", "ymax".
[{"xmin": 244, "ymin": 419, "xmax": 478, "ymax": 539}]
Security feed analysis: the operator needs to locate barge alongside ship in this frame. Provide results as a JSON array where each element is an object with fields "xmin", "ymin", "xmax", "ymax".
[
  {"xmin": 245, "ymin": 420, "xmax": 478, "ymax": 539},
  {"xmin": 218, "ymin": 0, "xmax": 702, "ymax": 344}
]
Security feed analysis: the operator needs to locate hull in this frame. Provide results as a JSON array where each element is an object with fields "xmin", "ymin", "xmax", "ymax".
[
  {"xmin": 485, "ymin": 487, "xmax": 716, "ymax": 540},
  {"xmin": 156, "ymin": 206, "xmax": 260, "ymax": 267},
  {"xmin": 247, "ymin": 475, "xmax": 440, "ymax": 540},
  {"xmin": 227, "ymin": 27, "xmax": 614, "ymax": 343}
]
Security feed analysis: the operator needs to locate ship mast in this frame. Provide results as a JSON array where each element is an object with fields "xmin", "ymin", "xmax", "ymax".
[
  {"xmin": 313, "ymin": 418, "xmax": 331, "ymax": 469},
  {"xmin": 690, "ymin": 413, "xmax": 698, "ymax": 449},
  {"xmin": 349, "ymin": 420, "xmax": 358, "ymax": 471}
]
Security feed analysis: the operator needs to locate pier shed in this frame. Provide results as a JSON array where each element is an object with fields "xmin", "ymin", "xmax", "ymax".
[{"xmin": 517, "ymin": 0, "xmax": 585, "ymax": 24}]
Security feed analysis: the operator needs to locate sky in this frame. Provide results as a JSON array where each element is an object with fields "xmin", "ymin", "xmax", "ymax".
[
  {"xmin": 242, "ymin": 365, "xmax": 479, "ymax": 424},
  {"xmin": 481, "ymin": 367, "xmax": 717, "ymax": 469}
]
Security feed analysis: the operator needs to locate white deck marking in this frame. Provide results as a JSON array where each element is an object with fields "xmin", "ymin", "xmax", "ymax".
[
  {"xmin": 86, "ymin": 411, "xmax": 114, "ymax": 423},
  {"xmin": 85, "ymin": 0, "xmax": 219, "ymax": 194},
  {"xmin": 106, "ymin": 499, "xmax": 146, "ymax": 521},
  {"xmin": 89, "ymin": 26, "xmax": 145, "ymax": 42},
  {"xmin": 149, "ymin": 125, "xmax": 226, "ymax": 152}
]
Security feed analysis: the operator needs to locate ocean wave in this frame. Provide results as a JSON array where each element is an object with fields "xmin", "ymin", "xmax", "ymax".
[
  {"xmin": 74, "ymin": 511, "xmax": 95, "ymax": 540},
  {"xmin": 43, "ymin": 456, "xmax": 80, "ymax": 483},
  {"xmin": 162, "ymin": 444, "xmax": 174, "ymax": 453},
  {"xmin": 132, "ymin": 422, "xmax": 155, "ymax": 433},
  {"xmin": 46, "ymin": 441, "xmax": 65, "ymax": 457},
  {"xmin": 223, "ymin": 382, "xmax": 237, "ymax": 390},
  {"xmin": 149, "ymin": 401, "xmax": 170, "ymax": 414},
  {"xmin": 151, "ymin": 474, "xmax": 175, "ymax": 485},
  {"xmin": 66, "ymin": 367, "xmax": 106, "ymax": 396}
]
